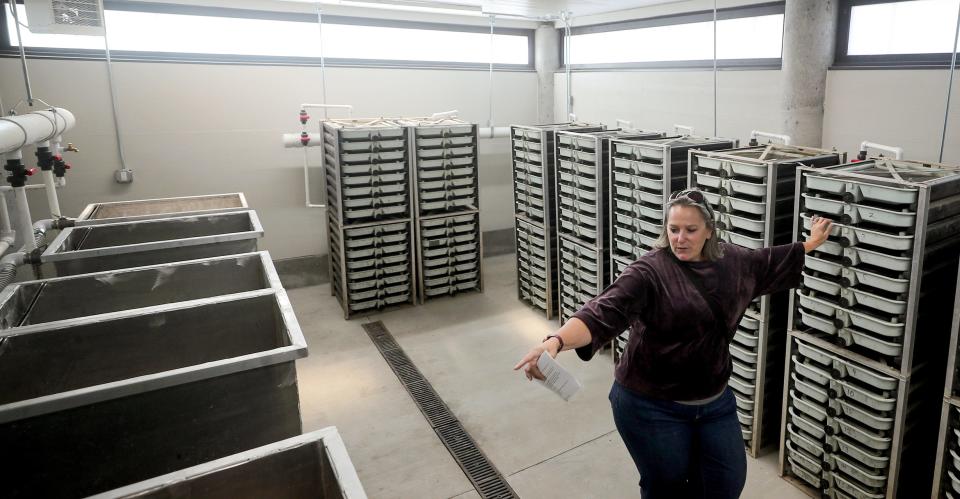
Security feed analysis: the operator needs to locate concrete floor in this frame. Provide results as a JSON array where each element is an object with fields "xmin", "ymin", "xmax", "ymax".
[{"xmin": 289, "ymin": 254, "xmax": 809, "ymax": 499}]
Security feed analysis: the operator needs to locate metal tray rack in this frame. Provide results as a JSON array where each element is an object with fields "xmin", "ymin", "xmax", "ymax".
[
  {"xmin": 557, "ymin": 236, "xmax": 605, "ymax": 324},
  {"xmin": 935, "ymin": 404, "xmax": 960, "ymax": 499},
  {"xmin": 689, "ymin": 144, "xmax": 846, "ymax": 457},
  {"xmin": 555, "ymin": 129, "xmax": 664, "ymax": 324},
  {"xmin": 512, "ymin": 123, "xmax": 604, "ymax": 318},
  {"xmin": 931, "ymin": 263, "xmax": 960, "ymax": 498},
  {"xmin": 783, "ymin": 158, "xmax": 960, "ymax": 498},
  {"xmin": 779, "ymin": 334, "xmax": 939, "ymax": 499},
  {"xmin": 324, "ymin": 119, "xmax": 416, "ymax": 318},
  {"xmin": 416, "ymin": 212, "xmax": 482, "ymax": 303},
  {"xmin": 609, "ymin": 135, "xmax": 738, "ymax": 262},
  {"xmin": 401, "ymin": 118, "xmax": 483, "ymax": 303},
  {"xmin": 611, "ymin": 255, "xmax": 633, "ymax": 364}
]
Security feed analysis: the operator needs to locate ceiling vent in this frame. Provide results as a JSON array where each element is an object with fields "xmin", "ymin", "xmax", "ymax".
[{"xmin": 24, "ymin": 0, "xmax": 105, "ymax": 36}]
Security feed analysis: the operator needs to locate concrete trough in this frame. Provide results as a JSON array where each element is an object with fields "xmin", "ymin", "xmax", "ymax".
[
  {"xmin": 90, "ymin": 427, "xmax": 368, "ymax": 499},
  {"xmin": 0, "ymin": 285, "xmax": 307, "ymax": 497},
  {"xmin": 42, "ymin": 210, "xmax": 263, "ymax": 276},
  {"xmin": 0, "ymin": 251, "xmax": 280, "ymax": 329},
  {"xmin": 75, "ymin": 193, "xmax": 248, "ymax": 225}
]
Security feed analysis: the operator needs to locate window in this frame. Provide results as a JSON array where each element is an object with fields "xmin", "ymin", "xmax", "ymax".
[
  {"xmin": 1, "ymin": 3, "xmax": 532, "ymax": 68},
  {"xmin": 837, "ymin": 0, "xmax": 960, "ymax": 67},
  {"xmin": 564, "ymin": 3, "xmax": 784, "ymax": 69}
]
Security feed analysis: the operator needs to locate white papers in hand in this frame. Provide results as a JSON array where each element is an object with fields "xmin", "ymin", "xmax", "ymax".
[{"xmin": 534, "ymin": 351, "xmax": 582, "ymax": 401}]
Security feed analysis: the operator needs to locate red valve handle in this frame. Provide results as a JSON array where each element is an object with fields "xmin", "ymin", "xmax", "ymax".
[
  {"xmin": 299, "ymin": 110, "xmax": 310, "ymax": 125},
  {"xmin": 25, "ymin": 168, "xmax": 37, "ymax": 176},
  {"xmin": 300, "ymin": 132, "xmax": 310, "ymax": 146},
  {"xmin": 65, "ymin": 163, "xmax": 72, "ymax": 170}
]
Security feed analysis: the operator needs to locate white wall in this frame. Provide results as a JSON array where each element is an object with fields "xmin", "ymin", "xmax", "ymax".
[
  {"xmin": 556, "ymin": 68, "xmax": 960, "ymax": 164},
  {"xmin": 822, "ymin": 69, "xmax": 960, "ymax": 163},
  {"xmin": 0, "ymin": 58, "xmax": 536, "ymax": 259},
  {"xmin": 555, "ymin": 70, "xmax": 784, "ymax": 143}
]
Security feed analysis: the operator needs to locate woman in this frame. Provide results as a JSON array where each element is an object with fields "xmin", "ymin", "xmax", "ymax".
[{"xmin": 514, "ymin": 188, "xmax": 832, "ymax": 499}]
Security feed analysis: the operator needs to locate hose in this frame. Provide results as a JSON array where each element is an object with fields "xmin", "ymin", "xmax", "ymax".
[{"xmin": 0, "ymin": 262, "xmax": 16, "ymax": 290}]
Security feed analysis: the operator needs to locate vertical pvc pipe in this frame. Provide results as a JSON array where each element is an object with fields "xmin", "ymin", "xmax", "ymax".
[
  {"xmin": 42, "ymin": 170, "xmax": 61, "ymax": 217},
  {"xmin": 0, "ymin": 190, "xmax": 12, "ymax": 234},
  {"xmin": 14, "ymin": 187, "xmax": 35, "ymax": 251}
]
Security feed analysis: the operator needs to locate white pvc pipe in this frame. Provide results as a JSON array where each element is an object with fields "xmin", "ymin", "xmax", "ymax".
[
  {"xmin": 283, "ymin": 133, "xmax": 324, "ymax": 148},
  {"xmin": 0, "ymin": 235, "xmax": 14, "ymax": 258},
  {"xmin": 0, "ymin": 183, "xmax": 57, "ymax": 192},
  {"xmin": 431, "ymin": 110, "xmax": 459, "ymax": 120},
  {"xmin": 751, "ymin": 130, "xmax": 792, "ymax": 146},
  {"xmin": 479, "ymin": 126, "xmax": 510, "ymax": 139},
  {"xmin": 301, "ymin": 103, "xmax": 353, "ymax": 119},
  {"xmin": 14, "ymin": 188, "xmax": 35, "ymax": 251},
  {"xmin": 0, "ymin": 193, "xmax": 11, "ymax": 234},
  {"xmin": 0, "ymin": 108, "xmax": 76, "ymax": 154},
  {"xmin": 859, "ymin": 141, "xmax": 904, "ymax": 160},
  {"xmin": 303, "ymin": 147, "xmax": 324, "ymax": 208},
  {"xmin": 42, "ymin": 170, "xmax": 61, "ymax": 217},
  {"xmin": 675, "ymin": 125, "xmax": 695, "ymax": 136}
]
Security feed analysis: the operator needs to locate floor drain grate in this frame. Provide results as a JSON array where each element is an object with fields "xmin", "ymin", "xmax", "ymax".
[{"xmin": 363, "ymin": 321, "xmax": 518, "ymax": 499}]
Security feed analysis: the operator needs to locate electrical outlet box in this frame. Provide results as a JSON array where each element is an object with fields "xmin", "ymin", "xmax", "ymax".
[{"xmin": 114, "ymin": 169, "xmax": 133, "ymax": 183}]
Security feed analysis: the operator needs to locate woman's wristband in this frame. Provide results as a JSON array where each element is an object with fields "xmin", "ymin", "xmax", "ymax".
[{"xmin": 543, "ymin": 334, "xmax": 564, "ymax": 352}]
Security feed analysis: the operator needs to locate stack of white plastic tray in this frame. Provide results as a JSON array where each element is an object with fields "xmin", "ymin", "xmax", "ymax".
[
  {"xmin": 782, "ymin": 336, "xmax": 903, "ymax": 499},
  {"xmin": 690, "ymin": 144, "xmax": 845, "ymax": 457},
  {"xmin": 931, "ymin": 261, "xmax": 960, "ymax": 498},
  {"xmin": 324, "ymin": 119, "xmax": 415, "ymax": 318},
  {"xmin": 784, "ymin": 158, "xmax": 960, "ymax": 498},
  {"xmin": 512, "ymin": 123, "xmax": 604, "ymax": 319},
  {"xmin": 401, "ymin": 118, "xmax": 483, "ymax": 303},
  {"xmin": 609, "ymin": 135, "xmax": 737, "ymax": 262},
  {"xmin": 555, "ymin": 129, "xmax": 663, "ymax": 323},
  {"xmin": 611, "ymin": 256, "xmax": 632, "ymax": 363}
]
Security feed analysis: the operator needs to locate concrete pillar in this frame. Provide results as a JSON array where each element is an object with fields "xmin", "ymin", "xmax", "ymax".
[
  {"xmin": 781, "ymin": 0, "xmax": 839, "ymax": 147},
  {"xmin": 535, "ymin": 24, "xmax": 559, "ymax": 124}
]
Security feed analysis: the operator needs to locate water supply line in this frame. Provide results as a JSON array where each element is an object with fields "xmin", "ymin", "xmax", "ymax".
[
  {"xmin": 0, "ymin": 251, "xmax": 27, "ymax": 291},
  {"xmin": 858, "ymin": 141, "xmax": 904, "ymax": 161},
  {"xmin": 32, "ymin": 217, "xmax": 73, "ymax": 248},
  {"xmin": 749, "ymin": 131, "xmax": 792, "ymax": 146},
  {"xmin": 939, "ymin": 1, "xmax": 960, "ymax": 162},
  {"xmin": 284, "ymin": 104, "xmax": 354, "ymax": 208},
  {"xmin": 99, "ymin": 2, "xmax": 133, "ymax": 182}
]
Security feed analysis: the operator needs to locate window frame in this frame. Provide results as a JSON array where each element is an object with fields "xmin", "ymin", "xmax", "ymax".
[
  {"xmin": 835, "ymin": 0, "xmax": 960, "ymax": 69},
  {"xmin": 559, "ymin": 2, "xmax": 785, "ymax": 71},
  {"xmin": 0, "ymin": 0, "xmax": 536, "ymax": 70}
]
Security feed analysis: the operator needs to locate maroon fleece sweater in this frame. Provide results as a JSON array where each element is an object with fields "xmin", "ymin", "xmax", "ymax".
[{"xmin": 572, "ymin": 241, "xmax": 805, "ymax": 401}]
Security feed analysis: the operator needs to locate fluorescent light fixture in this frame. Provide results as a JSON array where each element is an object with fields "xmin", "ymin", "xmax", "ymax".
[{"xmin": 316, "ymin": 0, "xmax": 485, "ymax": 16}]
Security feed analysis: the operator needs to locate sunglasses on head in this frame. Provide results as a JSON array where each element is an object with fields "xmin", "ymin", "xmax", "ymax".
[
  {"xmin": 668, "ymin": 189, "xmax": 715, "ymax": 216},
  {"xmin": 669, "ymin": 189, "xmax": 706, "ymax": 204}
]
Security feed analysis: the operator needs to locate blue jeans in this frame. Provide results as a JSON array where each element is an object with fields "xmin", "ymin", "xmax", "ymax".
[{"xmin": 609, "ymin": 381, "xmax": 746, "ymax": 499}]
